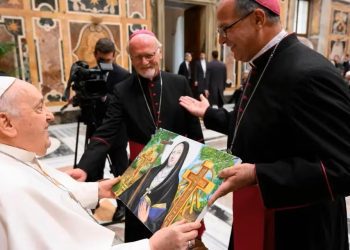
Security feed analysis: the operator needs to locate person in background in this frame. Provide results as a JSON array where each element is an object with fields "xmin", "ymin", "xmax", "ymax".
[
  {"xmin": 178, "ymin": 52, "xmax": 194, "ymax": 89},
  {"xmin": 331, "ymin": 54, "xmax": 344, "ymax": 76},
  {"xmin": 67, "ymin": 30, "xmax": 205, "ymax": 244},
  {"xmin": 206, "ymin": 50, "xmax": 227, "ymax": 108},
  {"xmin": 179, "ymin": 0, "xmax": 350, "ymax": 250},
  {"xmin": 344, "ymin": 70, "xmax": 350, "ymax": 89},
  {"xmin": 342, "ymin": 53, "xmax": 350, "ymax": 77},
  {"xmin": 227, "ymin": 69, "xmax": 249, "ymax": 105},
  {"xmin": 71, "ymin": 37, "xmax": 131, "ymax": 223},
  {"xmin": 194, "ymin": 52, "xmax": 208, "ymax": 99},
  {"xmin": 0, "ymin": 76, "xmax": 201, "ymax": 250}
]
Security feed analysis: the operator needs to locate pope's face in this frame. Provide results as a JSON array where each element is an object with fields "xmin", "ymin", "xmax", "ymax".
[
  {"xmin": 167, "ymin": 143, "xmax": 184, "ymax": 168},
  {"xmin": 9, "ymin": 81, "xmax": 54, "ymax": 156}
]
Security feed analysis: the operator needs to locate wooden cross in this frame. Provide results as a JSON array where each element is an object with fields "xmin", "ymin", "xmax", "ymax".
[{"xmin": 162, "ymin": 160, "xmax": 215, "ymax": 227}]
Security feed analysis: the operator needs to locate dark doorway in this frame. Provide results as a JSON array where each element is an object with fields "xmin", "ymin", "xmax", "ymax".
[
  {"xmin": 184, "ymin": 5, "xmax": 206, "ymax": 61},
  {"xmin": 164, "ymin": 1, "xmax": 207, "ymax": 73}
]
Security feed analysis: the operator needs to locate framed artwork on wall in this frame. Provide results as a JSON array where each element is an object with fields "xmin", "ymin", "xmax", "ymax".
[
  {"xmin": 332, "ymin": 10, "xmax": 348, "ymax": 35},
  {"xmin": 329, "ymin": 39, "xmax": 347, "ymax": 60}
]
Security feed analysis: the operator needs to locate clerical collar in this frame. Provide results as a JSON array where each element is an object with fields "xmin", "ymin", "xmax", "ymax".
[
  {"xmin": 0, "ymin": 143, "xmax": 36, "ymax": 163},
  {"xmin": 138, "ymin": 70, "xmax": 161, "ymax": 84},
  {"xmin": 250, "ymin": 29, "xmax": 288, "ymax": 66}
]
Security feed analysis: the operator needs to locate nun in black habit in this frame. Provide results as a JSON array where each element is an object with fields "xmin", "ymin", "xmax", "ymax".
[{"xmin": 119, "ymin": 141, "xmax": 189, "ymax": 233}]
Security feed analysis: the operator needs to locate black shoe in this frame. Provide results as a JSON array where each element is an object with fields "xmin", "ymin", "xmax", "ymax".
[{"xmin": 112, "ymin": 205, "xmax": 126, "ymax": 223}]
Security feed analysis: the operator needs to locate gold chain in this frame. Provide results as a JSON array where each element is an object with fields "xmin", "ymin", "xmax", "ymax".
[{"xmin": 0, "ymin": 150, "xmax": 98, "ymax": 222}]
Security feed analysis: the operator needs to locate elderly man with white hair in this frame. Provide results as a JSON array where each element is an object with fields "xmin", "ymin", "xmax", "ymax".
[{"xmin": 0, "ymin": 76, "xmax": 200, "ymax": 250}]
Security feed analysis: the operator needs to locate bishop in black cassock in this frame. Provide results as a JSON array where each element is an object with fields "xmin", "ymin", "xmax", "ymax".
[
  {"xmin": 203, "ymin": 32, "xmax": 350, "ymax": 250},
  {"xmin": 78, "ymin": 70, "xmax": 204, "ymax": 241}
]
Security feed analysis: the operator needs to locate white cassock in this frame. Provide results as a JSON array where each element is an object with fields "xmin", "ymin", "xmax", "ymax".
[{"xmin": 0, "ymin": 143, "xmax": 149, "ymax": 250}]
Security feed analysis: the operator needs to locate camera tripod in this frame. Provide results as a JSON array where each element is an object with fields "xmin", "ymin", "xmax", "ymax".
[{"xmin": 72, "ymin": 98, "xmax": 112, "ymax": 168}]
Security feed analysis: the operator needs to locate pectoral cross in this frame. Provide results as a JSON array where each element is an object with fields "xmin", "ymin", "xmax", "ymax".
[{"xmin": 162, "ymin": 160, "xmax": 215, "ymax": 227}]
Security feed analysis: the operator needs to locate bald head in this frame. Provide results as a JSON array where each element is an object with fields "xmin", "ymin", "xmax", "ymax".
[{"xmin": 127, "ymin": 33, "xmax": 162, "ymax": 54}]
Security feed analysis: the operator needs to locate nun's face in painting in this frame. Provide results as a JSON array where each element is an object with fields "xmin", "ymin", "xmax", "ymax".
[{"xmin": 167, "ymin": 143, "xmax": 184, "ymax": 168}]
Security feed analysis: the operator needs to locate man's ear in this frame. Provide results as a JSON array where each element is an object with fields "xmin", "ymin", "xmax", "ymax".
[
  {"xmin": 0, "ymin": 112, "xmax": 17, "ymax": 137},
  {"xmin": 253, "ymin": 8, "xmax": 266, "ymax": 28}
]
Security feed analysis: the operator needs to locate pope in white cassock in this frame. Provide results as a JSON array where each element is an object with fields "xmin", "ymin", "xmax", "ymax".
[{"xmin": 0, "ymin": 76, "xmax": 200, "ymax": 250}]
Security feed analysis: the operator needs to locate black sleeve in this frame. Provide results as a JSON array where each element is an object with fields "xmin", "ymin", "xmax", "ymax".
[
  {"xmin": 203, "ymin": 107, "xmax": 234, "ymax": 136},
  {"xmin": 257, "ymin": 68, "xmax": 350, "ymax": 208},
  {"xmin": 77, "ymin": 87, "xmax": 125, "ymax": 179}
]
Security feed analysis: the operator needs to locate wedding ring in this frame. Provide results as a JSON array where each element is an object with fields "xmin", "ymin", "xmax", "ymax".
[{"xmin": 188, "ymin": 239, "xmax": 195, "ymax": 249}]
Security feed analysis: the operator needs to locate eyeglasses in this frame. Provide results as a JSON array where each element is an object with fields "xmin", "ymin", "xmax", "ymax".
[
  {"xmin": 217, "ymin": 11, "xmax": 254, "ymax": 38},
  {"xmin": 130, "ymin": 47, "xmax": 159, "ymax": 62}
]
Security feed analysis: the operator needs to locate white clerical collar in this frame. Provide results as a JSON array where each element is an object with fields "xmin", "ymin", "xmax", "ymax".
[
  {"xmin": 0, "ymin": 143, "xmax": 36, "ymax": 163},
  {"xmin": 250, "ymin": 29, "xmax": 288, "ymax": 65}
]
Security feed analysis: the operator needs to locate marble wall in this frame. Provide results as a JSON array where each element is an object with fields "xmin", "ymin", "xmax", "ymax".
[{"xmin": 0, "ymin": 0, "xmax": 151, "ymax": 107}]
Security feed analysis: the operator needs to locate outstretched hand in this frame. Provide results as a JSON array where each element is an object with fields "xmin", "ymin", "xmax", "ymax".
[
  {"xmin": 208, "ymin": 163, "xmax": 257, "ymax": 206},
  {"xmin": 98, "ymin": 177, "xmax": 120, "ymax": 199},
  {"xmin": 179, "ymin": 94, "xmax": 210, "ymax": 118},
  {"xmin": 150, "ymin": 220, "xmax": 201, "ymax": 250}
]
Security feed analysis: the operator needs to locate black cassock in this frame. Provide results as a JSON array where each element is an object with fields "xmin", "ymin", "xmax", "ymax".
[
  {"xmin": 206, "ymin": 59, "xmax": 227, "ymax": 107},
  {"xmin": 78, "ymin": 71, "xmax": 203, "ymax": 241},
  {"xmin": 204, "ymin": 34, "xmax": 350, "ymax": 250}
]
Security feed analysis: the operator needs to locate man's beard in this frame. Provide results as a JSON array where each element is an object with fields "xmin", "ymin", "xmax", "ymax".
[
  {"xmin": 138, "ymin": 63, "xmax": 159, "ymax": 80},
  {"xmin": 139, "ymin": 68, "xmax": 156, "ymax": 79}
]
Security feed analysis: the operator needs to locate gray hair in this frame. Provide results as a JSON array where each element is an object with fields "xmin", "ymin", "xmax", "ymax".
[{"xmin": 235, "ymin": 0, "xmax": 280, "ymax": 23}]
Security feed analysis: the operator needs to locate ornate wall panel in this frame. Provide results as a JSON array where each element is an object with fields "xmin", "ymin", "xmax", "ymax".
[
  {"xmin": 0, "ymin": 0, "xmax": 151, "ymax": 107},
  {"xmin": 33, "ymin": 17, "xmax": 64, "ymax": 101},
  {"xmin": 0, "ymin": 16, "xmax": 28, "ymax": 79},
  {"xmin": 67, "ymin": 0, "xmax": 120, "ymax": 15},
  {"xmin": 329, "ymin": 1, "xmax": 350, "ymax": 59},
  {"xmin": 70, "ymin": 22, "xmax": 122, "ymax": 67},
  {"xmin": 0, "ymin": 0, "xmax": 24, "ymax": 9},
  {"xmin": 126, "ymin": 0, "xmax": 146, "ymax": 19},
  {"xmin": 32, "ymin": 0, "xmax": 58, "ymax": 11}
]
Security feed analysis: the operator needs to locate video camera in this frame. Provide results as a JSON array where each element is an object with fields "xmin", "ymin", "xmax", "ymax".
[
  {"xmin": 62, "ymin": 60, "xmax": 113, "ymax": 106},
  {"xmin": 62, "ymin": 60, "xmax": 114, "ymax": 128}
]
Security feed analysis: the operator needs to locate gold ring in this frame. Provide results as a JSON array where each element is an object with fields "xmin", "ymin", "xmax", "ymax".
[{"xmin": 188, "ymin": 240, "xmax": 195, "ymax": 249}]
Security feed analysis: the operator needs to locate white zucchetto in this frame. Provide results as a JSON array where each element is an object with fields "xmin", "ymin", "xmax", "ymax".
[{"xmin": 0, "ymin": 76, "xmax": 16, "ymax": 97}]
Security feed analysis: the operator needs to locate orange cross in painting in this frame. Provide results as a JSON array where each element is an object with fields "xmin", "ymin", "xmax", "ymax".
[{"xmin": 162, "ymin": 160, "xmax": 215, "ymax": 227}]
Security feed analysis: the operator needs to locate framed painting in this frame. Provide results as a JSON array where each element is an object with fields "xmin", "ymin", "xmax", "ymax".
[{"xmin": 113, "ymin": 128, "xmax": 240, "ymax": 233}]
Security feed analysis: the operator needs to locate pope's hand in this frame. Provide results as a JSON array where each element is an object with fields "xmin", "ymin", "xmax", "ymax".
[
  {"xmin": 98, "ymin": 177, "xmax": 120, "ymax": 199},
  {"xmin": 150, "ymin": 220, "xmax": 201, "ymax": 250},
  {"xmin": 64, "ymin": 168, "xmax": 87, "ymax": 182}
]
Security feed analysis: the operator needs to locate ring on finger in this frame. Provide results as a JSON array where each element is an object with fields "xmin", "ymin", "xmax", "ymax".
[{"xmin": 188, "ymin": 239, "xmax": 195, "ymax": 249}]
